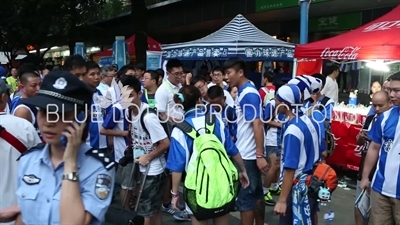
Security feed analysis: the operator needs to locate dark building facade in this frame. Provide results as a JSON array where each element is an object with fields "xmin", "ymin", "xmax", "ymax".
[{"xmin": 83, "ymin": 0, "xmax": 399, "ymax": 48}]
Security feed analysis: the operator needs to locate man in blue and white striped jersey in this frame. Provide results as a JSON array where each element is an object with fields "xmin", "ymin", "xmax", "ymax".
[{"xmin": 360, "ymin": 72, "xmax": 400, "ymax": 225}]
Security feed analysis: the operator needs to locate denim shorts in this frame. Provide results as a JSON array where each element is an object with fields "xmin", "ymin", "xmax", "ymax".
[
  {"xmin": 235, "ymin": 160, "xmax": 264, "ymax": 211},
  {"xmin": 279, "ymin": 189, "xmax": 319, "ymax": 225}
]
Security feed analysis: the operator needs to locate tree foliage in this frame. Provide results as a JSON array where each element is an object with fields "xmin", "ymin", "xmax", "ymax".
[{"xmin": 0, "ymin": 0, "xmax": 113, "ymax": 60}]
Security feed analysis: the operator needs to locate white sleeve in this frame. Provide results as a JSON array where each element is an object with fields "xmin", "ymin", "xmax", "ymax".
[
  {"xmin": 155, "ymin": 88, "xmax": 168, "ymax": 113},
  {"xmin": 20, "ymin": 119, "xmax": 41, "ymax": 148},
  {"xmin": 143, "ymin": 114, "xmax": 168, "ymax": 143},
  {"xmin": 224, "ymin": 90, "xmax": 235, "ymax": 106}
]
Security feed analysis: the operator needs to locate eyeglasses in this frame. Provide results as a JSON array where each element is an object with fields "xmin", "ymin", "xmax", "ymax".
[{"xmin": 169, "ymin": 72, "xmax": 184, "ymax": 77}]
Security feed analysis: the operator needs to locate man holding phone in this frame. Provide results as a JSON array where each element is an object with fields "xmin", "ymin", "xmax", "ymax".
[{"xmin": 355, "ymin": 90, "xmax": 391, "ymax": 225}]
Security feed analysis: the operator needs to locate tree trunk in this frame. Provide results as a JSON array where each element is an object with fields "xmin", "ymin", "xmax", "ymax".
[{"xmin": 131, "ymin": 0, "xmax": 148, "ymax": 65}]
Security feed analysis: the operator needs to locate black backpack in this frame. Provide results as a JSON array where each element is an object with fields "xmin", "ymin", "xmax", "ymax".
[
  {"xmin": 139, "ymin": 108, "xmax": 174, "ymax": 139},
  {"xmin": 316, "ymin": 96, "xmax": 335, "ymax": 157}
]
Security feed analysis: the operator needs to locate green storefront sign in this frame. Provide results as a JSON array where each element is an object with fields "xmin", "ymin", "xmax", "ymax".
[
  {"xmin": 308, "ymin": 12, "xmax": 362, "ymax": 32},
  {"xmin": 255, "ymin": 0, "xmax": 328, "ymax": 12}
]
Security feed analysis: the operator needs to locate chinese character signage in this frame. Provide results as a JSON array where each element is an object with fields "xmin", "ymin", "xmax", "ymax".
[
  {"xmin": 309, "ymin": 12, "xmax": 362, "ymax": 32},
  {"xmin": 255, "ymin": 0, "xmax": 328, "ymax": 12}
]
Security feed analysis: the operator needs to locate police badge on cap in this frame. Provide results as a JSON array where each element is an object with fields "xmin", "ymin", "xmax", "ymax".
[{"xmin": 20, "ymin": 71, "xmax": 93, "ymax": 112}]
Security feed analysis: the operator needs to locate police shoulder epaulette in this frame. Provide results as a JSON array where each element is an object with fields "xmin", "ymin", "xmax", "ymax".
[
  {"xmin": 17, "ymin": 143, "xmax": 46, "ymax": 161},
  {"xmin": 86, "ymin": 148, "xmax": 115, "ymax": 171}
]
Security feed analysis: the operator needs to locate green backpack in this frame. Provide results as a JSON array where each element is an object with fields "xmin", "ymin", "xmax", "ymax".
[{"xmin": 175, "ymin": 114, "xmax": 239, "ymax": 221}]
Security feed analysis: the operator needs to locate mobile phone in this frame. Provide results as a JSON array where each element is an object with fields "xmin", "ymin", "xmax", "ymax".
[{"xmin": 59, "ymin": 120, "xmax": 84, "ymax": 148}]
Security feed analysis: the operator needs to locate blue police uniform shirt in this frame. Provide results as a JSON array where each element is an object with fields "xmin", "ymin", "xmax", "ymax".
[
  {"xmin": 17, "ymin": 143, "xmax": 115, "ymax": 225},
  {"xmin": 368, "ymin": 106, "xmax": 400, "ymax": 198},
  {"xmin": 166, "ymin": 109, "xmax": 239, "ymax": 173},
  {"xmin": 367, "ymin": 106, "xmax": 375, "ymax": 116},
  {"xmin": 282, "ymin": 115, "xmax": 321, "ymax": 178}
]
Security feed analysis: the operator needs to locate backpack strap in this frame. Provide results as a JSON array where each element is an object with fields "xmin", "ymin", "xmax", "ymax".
[
  {"xmin": 140, "ymin": 108, "xmax": 158, "ymax": 136},
  {"xmin": 174, "ymin": 121, "xmax": 199, "ymax": 140},
  {"xmin": 205, "ymin": 114, "xmax": 216, "ymax": 134},
  {"xmin": 318, "ymin": 96, "xmax": 330, "ymax": 111},
  {"xmin": 17, "ymin": 143, "xmax": 46, "ymax": 161},
  {"xmin": 226, "ymin": 106, "xmax": 235, "ymax": 122},
  {"xmin": 0, "ymin": 125, "xmax": 28, "ymax": 154}
]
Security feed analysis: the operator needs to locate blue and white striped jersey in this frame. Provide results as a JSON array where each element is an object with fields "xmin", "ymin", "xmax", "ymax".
[
  {"xmin": 263, "ymin": 99, "xmax": 285, "ymax": 147},
  {"xmin": 235, "ymin": 81, "xmax": 263, "ymax": 160},
  {"xmin": 87, "ymin": 89, "xmax": 108, "ymax": 149},
  {"xmin": 368, "ymin": 106, "xmax": 400, "ymax": 198},
  {"xmin": 282, "ymin": 115, "xmax": 321, "ymax": 178}
]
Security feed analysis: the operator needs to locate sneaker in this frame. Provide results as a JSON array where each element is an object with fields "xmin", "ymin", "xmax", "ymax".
[
  {"xmin": 264, "ymin": 192, "xmax": 276, "ymax": 206},
  {"xmin": 270, "ymin": 187, "xmax": 281, "ymax": 195},
  {"xmin": 162, "ymin": 204, "xmax": 176, "ymax": 215},
  {"xmin": 173, "ymin": 210, "xmax": 191, "ymax": 221}
]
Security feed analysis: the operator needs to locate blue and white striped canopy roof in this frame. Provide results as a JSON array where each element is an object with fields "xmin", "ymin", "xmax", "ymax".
[{"xmin": 162, "ymin": 14, "xmax": 295, "ymax": 61}]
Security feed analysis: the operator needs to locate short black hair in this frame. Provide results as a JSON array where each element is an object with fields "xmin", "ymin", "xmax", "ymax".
[
  {"xmin": 312, "ymin": 73, "xmax": 326, "ymax": 86},
  {"xmin": 325, "ymin": 65, "xmax": 339, "ymax": 75},
  {"xmin": 388, "ymin": 72, "xmax": 400, "ymax": 81},
  {"xmin": 120, "ymin": 75, "xmax": 141, "ymax": 93},
  {"xmin": 85, "ymin": 61, "xmax": 100, "ymax": 72},
  {"xmin": 63, "ymin": 55, "xmax": 86, "ymax": 72},
  {"xmin": 155, "ymin": 68, "xmax": 165, "ymax": 79},
  {"xmin": 223, "ymin": 57, "xmax": 246, "ymax": 77},
  {"xmin": 166, "ymin": 59, "xmax": 183, "ymax": 72},
  {"xmin": 134, "ymin": 62, "xmax": 145, "ymax": 71},
  {"xmin": 263, "ymin": 71, "xmax": 274, "ymax": 82},
  {"xmin": 20, "ymin": 72, "xmax": 40, "ymax": 84},
  {"xmin": 212, "ymin": 66, "xmax": 223, "ymax": 74},
  {"xmin": 17, "ymin": 64, "xmax": 38, "ymax": 80},
  {"xmin": 145, "ymin": 70, "xmax": 160, "ymax": 84},
  {"xmin": 208, "ymin": 85, "xmax": 224, "ymax": 99},
  {"xmin": 190, "ymin": 76, "xmax": 206, "ymax": 86}
]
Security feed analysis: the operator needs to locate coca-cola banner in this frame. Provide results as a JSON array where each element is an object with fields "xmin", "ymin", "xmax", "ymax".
[
  {"xmin": 326, "ymin": 120, "xmax": 362, "ymax": 171},
  {"xmin": 294, "ymin": 5, "xmax": 400, "ymax": 61}
]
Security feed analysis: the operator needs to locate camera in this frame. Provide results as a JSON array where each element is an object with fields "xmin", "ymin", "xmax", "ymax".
[{"xmin": 119, "ymin": 145, "xmax": 133, "ymax": 167}]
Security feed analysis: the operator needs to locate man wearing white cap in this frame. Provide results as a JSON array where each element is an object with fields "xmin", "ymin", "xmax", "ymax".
[{"xmin": 273, "ymin": 84, "xmax": 322, "ymax": 225}]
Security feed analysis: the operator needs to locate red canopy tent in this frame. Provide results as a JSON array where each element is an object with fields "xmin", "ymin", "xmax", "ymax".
[
  {"xmin": 94, "ymin": 35, "xmax": 162, "ymax": 57},
  {"xmin": 295, "ymin": 5, "xmax": 400, "ymax": 61}
]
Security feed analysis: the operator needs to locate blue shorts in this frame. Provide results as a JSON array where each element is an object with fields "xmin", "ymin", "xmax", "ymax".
[
  {"xmin": 235, "ymin": 160, "xmax": 264, "ymax": 211},
  {"xmin": 279, "ymin": 190, "xmax": 319, "ymax": 225}
]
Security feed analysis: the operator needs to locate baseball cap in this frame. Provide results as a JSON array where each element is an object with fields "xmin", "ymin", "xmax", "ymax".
[
  {"xmin": 0, "ymin": 66, "xmax": 6, "ymax": 77},
  {"xmin": 0, "ymin": 79, "xmax": 11, "ymax": 95},
  {"xmin": 20, "ymin": 71, "xmax": 93, "ymax": 112}
]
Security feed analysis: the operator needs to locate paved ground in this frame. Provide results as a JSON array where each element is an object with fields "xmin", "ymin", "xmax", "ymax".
[{"xmin": 106, "ymin": 185, "xmax": 356, "ymax": 225}]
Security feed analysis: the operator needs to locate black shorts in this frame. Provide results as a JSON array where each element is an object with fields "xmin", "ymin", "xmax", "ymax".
[{"xmin": 137, "ymin": 172, "xmax": 167, "ymax": 217}]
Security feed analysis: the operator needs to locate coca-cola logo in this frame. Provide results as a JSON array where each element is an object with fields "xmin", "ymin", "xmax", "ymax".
[{"xmin": 320, "ymin": 47, "xmax": 361, "ymax": 60}]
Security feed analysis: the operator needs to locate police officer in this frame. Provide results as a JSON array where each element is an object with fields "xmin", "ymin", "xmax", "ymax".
[{"xmin": 13, "ymin": 71, "xmax": 115, "ymax": 225}]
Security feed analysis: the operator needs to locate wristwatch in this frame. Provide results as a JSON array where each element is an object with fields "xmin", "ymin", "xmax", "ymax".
[{"xmin": 62, "ymin": 172, "xmax": 79, "ymax": 182}]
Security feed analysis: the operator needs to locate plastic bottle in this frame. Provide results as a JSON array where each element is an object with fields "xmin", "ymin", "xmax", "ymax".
[{"xmin": 348, "ymin": 90, "xmax": 358, "ymax": 107}]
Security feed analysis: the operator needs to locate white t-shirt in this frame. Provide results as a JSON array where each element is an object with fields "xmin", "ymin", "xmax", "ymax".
[
  {"xmin": 155, "ymin": 79, "xmax": 183, "ymax": 119},
  {"xmin": 131, "ymin": 103, "xmax": 167, "ymax": 176},
  {"xmin": 207, "ymin": 81, "xmax": 228, "ymax": 88},
  {"xmin": 0, "ymin": 113, "xmax": 41, "ymax": 225},
  {"xmin": 321, "ymin": 76, "xmax": 338, "ymax": 103}
]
